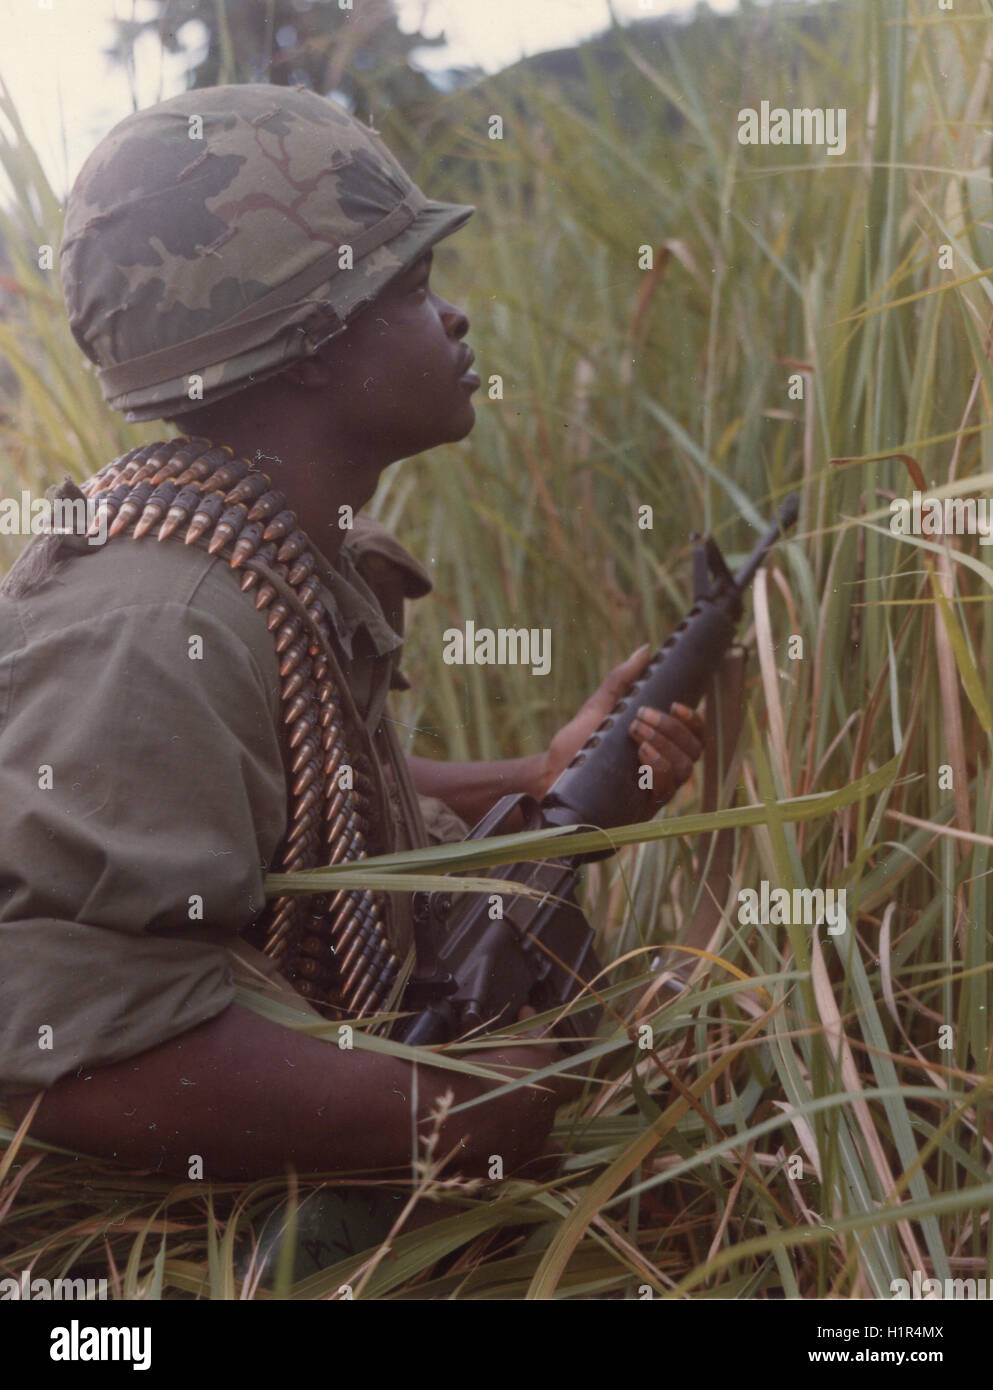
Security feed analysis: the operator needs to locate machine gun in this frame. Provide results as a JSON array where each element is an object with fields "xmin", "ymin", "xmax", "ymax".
[{"xmin": 396, "ymin": 495, "xmax": 800, "ymax": 1047}]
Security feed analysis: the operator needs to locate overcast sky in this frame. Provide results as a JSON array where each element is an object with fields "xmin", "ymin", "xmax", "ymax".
[{"xmin": 0, "ymin": 0, "xmax": 739, "ymax": 198}]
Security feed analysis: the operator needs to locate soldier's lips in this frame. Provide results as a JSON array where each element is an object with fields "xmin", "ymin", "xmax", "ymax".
[{"xmin": 457, "ymin": 348, "xmax": 478, "ymax": 390}]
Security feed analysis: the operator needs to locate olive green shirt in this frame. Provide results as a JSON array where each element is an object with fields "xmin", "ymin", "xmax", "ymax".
[{"xmin": 0, "ymin": 515, "xmax": 461, "ymax": 1097}]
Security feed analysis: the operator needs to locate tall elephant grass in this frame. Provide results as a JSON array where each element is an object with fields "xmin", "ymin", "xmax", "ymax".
[{"xmin": 3, "ymin": 0, "xmax": 993, "ymax": 1298}]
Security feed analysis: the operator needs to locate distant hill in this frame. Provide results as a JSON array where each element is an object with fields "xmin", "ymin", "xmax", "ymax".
[{"xmin": 384, "ymin": 0, "xmax": 840, "ymax": 189}]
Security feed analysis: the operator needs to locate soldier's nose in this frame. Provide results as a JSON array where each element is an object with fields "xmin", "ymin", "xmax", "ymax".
[{"xmin": 438, "ymin": 299, "xmax": 469, "ymax": 339}]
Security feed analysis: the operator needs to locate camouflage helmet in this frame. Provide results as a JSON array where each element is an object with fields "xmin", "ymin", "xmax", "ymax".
[{"xmin": 61, "ymin": 84, "xmax": 474, "ymax": 422}]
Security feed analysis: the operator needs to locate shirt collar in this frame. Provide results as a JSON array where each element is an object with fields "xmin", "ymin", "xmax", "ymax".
[{"xmin": 310, "ymin": 540, "xmax": 403, "ymax": 662}]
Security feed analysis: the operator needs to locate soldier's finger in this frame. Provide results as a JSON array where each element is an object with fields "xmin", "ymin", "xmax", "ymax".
[
  {"xmin": 605, "ymin": 644, "xmax": 653, "ymax": 692},
  {"xmin": 639, "ymin": 743, "xmax": 676, "ymax": 800},
  {"xmin": 581, "ymin": 645, "xmax": 651, "ymax": 717},
  {"xmin": 517, "ymin": 1003, "xmax": 550, "ymax": 1040},
  {"xmin": 638, "ymin": 740, "xmax": 673, "ymax": 778},
  {"xmin": 641, "ymin": 733, "xmax": 693, "ymax": 783},
  {"xmin": 671, "ymin": 702, "xmax": 705, "ymax": 736},
  {"xmin": 634, "ymin": 707, "xmax": 702, "ymax": 762},
  {"xmin": 625, "ymin": 643, "xmax": 653, "ymax": 669}
]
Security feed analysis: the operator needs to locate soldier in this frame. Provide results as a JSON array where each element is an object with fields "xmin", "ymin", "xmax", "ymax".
[{"xmin": 0, "ymin": 85, "xmax": 703, "ymax": 1185}]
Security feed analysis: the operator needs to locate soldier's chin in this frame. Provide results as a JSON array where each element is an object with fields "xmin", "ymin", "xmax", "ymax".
[
  {"xmin": 408, "ymin": 397, "xmax": 476, "ymax": 455},
  {"xmin": 446, "ymin": 398, "xmax": 477, "ymax": 442},
  {"xmin": 418, "ymin": 402, "xmax": 475, "ymax": 452}
]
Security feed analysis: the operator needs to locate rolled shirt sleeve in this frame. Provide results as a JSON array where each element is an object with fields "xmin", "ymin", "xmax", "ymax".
[{"xmin": 0, "ymin": 543, "xmax": 287, "ymax": 1095}]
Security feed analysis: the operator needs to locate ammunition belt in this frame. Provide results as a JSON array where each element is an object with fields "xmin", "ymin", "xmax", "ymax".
[{"xmin": 80, "ymin": 436, "xmax": 403, "ymax": 1018}]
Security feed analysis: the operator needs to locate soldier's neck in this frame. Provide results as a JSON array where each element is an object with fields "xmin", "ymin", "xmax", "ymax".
[{"xmin": 178, "ymin": 414, "xmax": 386, "ymax": 566}]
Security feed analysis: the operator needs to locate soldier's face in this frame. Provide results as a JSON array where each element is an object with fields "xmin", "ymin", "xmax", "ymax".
[{"xmin": 320, "ymin": 250, "xmax": 480, "ymax": 459}]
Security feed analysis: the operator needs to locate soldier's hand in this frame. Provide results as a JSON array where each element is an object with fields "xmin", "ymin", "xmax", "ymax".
[
  {"xmin": 445, "ymin": 1006, "xmax": 575, "ymax": 1178},
  {"xmin": 469, "ymin": 1005, "xmax": 575, "ymax": 1108},
  {"xmin": 542, "ymin": 644, "xmax": 704, "ymax": 809}
]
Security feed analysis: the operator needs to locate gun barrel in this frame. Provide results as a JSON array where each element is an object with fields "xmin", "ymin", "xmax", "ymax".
[
  {"xmin": 541, "ymin": 493, "xmax": 800, "ymax": 840},
  {"xmin": 733, "ymin": 492, "xmax": 800, "ymax": 593}
]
